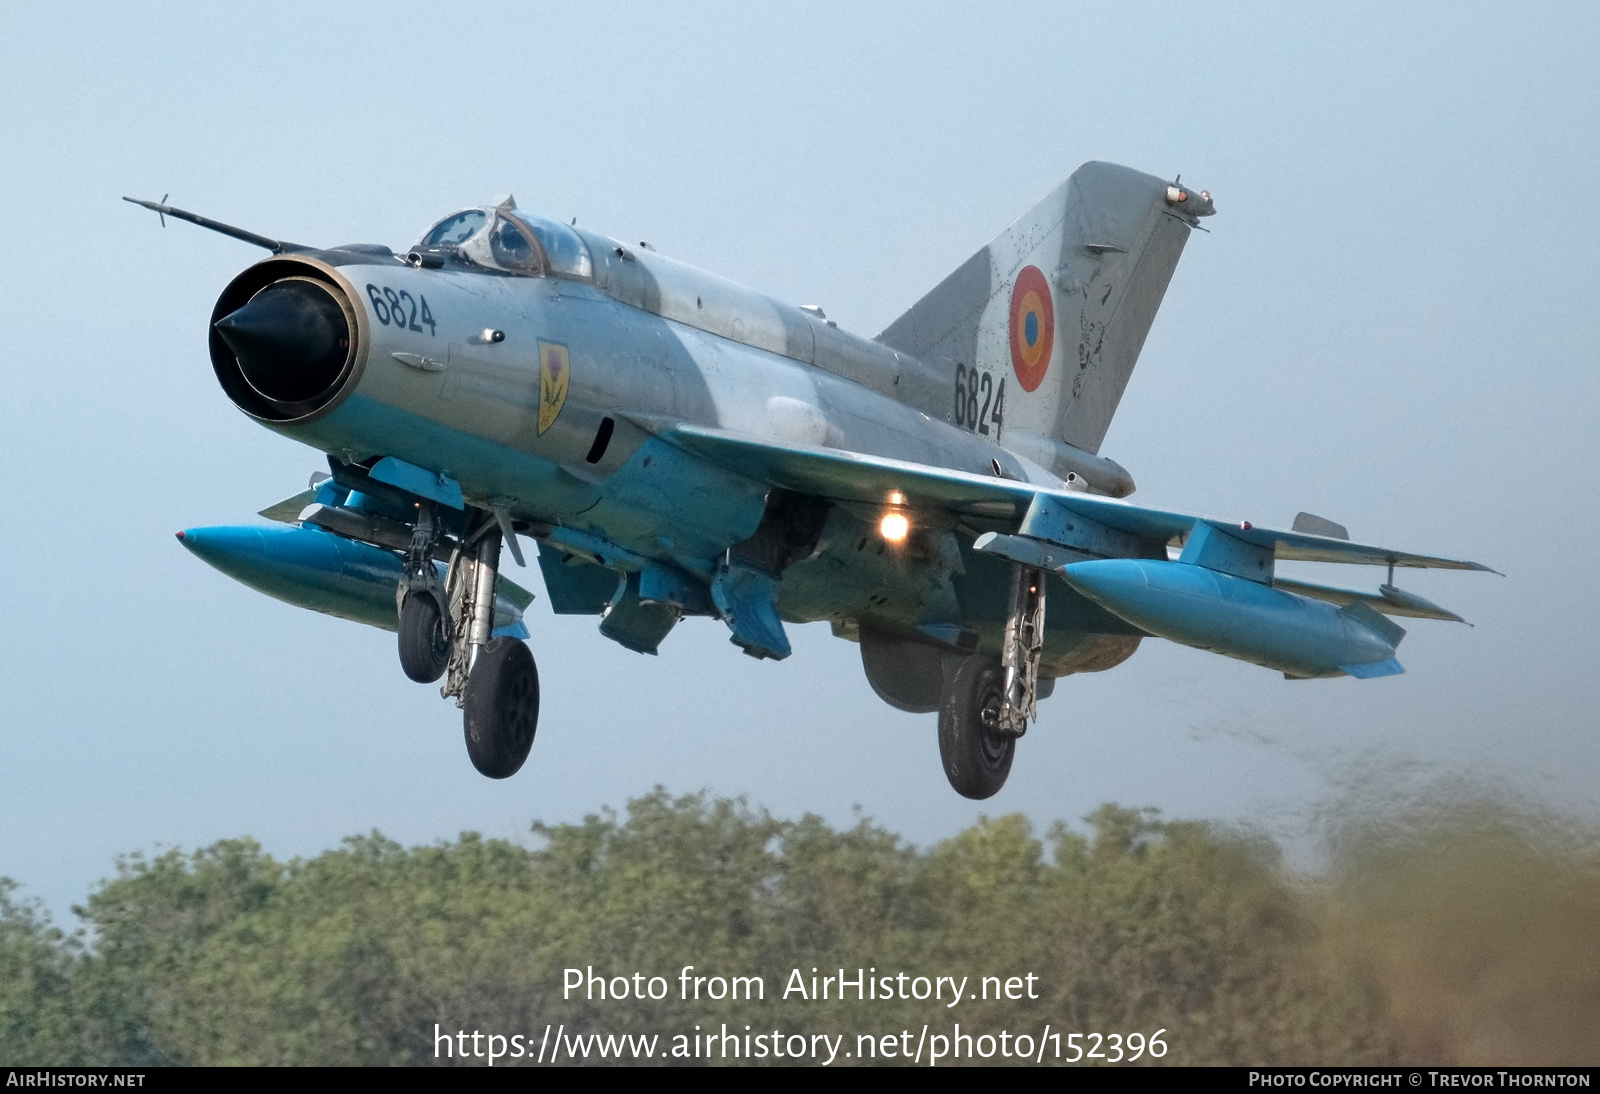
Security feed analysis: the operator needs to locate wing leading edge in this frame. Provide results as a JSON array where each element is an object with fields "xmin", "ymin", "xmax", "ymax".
[{"xmin": 661, "ymin": 424, "xmax": 1495, "ymax": 575}]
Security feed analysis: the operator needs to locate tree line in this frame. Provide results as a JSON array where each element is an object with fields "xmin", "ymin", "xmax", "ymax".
[{"xmin": 3, "ymin": 788, "xmax": 1596, "ymax": 1065}]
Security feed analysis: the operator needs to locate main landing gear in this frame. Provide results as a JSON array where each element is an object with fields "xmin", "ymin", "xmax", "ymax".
[
  {"xmin": 398, "ymin": 507, "xmax": 539, "ymax": 779},
  {"xmin": 937, "ymin": 563, "xmax": 1045, "ymax": 800}
]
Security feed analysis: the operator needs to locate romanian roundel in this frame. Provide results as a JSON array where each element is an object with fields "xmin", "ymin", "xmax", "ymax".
[{"xmin": 1008, "ymin": 264, "xmax": 1054, "ymax": 392}]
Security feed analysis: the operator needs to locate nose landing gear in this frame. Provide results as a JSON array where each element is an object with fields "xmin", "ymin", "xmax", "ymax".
[
  {"xmin": 410, "ymin": 513, "xmax": 540, "ymax": 779},
  {"xmin": 398, "ymin": 592, "xmax": 451, "ymax": 683},
  {"xmin": 397, "ymin": 504, "xmax": 451, "ymax": 683}
]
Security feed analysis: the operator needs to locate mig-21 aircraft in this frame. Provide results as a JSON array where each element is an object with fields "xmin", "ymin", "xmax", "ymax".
[{"xmin": 129, "ymin": 162, "xmax": 1492, "ymax": 799}]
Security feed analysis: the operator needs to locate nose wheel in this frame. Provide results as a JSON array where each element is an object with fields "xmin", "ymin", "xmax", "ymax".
[
  {"xmin": 398, "ymin": 592, "xmax": 450, "ymax": 683},
  {"xmin": 463, "ymin": 636, "xmax": 540, "ymax": 778},
  {"xmin": 397, "ymin": 503, "xmax": 452, "ymax": 684}
]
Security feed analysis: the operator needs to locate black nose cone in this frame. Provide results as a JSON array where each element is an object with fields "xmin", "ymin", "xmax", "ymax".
[{"xmin": 215, "ymin": 278, "xmax": 351, "ymax": 405}]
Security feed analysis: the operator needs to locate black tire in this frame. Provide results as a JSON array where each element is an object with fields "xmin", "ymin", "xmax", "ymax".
[
  {"xmin": 398, "ymin": 592, "xmax": 450, "ymax": 683},
  {"xmin": 463, "ymin": 637, "xmax": 540, "ymax": 779},
  {"xmin": 938, "ymin": 657, "xmax": 1014, "ymax": 800}
]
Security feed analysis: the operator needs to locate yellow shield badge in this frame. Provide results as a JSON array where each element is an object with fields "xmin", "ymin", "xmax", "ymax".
[{"xmin": 538, "ymin": 341, "xmax": 570, "ymax": 435}]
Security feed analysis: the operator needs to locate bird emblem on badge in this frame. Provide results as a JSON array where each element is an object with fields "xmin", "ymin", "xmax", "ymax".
[{"xmin": 539, "ymin": 342, "xmax": 570, "ymax": 434}]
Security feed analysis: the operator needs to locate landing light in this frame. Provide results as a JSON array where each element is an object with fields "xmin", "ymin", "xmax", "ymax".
[{"xmin": 879, "ymin": 511, "xmax": 910, "ymax": 543}]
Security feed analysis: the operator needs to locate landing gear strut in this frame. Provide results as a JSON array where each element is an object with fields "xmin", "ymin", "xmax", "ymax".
[
  {"xmin": 998, "ymin": 562, "xmax": 1046, "ymax": 735},
  {"xmin": 937, "ymin": 563, "xmax": 1045, "ymax": 799},
  {"xmin": 438, "ymin": 517, "xmax": 540, "ymax": 779}
]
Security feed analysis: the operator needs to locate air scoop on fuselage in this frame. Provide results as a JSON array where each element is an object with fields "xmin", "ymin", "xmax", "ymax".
[{"xmin": 214, "ymin": 277, "xmax": 351, "ymax": 407}]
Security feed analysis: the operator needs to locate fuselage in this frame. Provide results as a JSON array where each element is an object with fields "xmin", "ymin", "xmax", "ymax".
[{"xmin": 207, "ymin": 214, "xmax": 1142, "ymax": 678}]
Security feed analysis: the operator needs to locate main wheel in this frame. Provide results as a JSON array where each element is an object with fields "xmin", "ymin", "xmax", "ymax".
[
  {"xmin": 938, "ymin": 657, "xmax": 1015, "ymax": 800},
  {"xmin": 463, "ymin": 637, "xmax": 540, "ymax": 779},
  {"xmin": 398, "ymin": 592, "xmax": 451, "ymax": 683}
]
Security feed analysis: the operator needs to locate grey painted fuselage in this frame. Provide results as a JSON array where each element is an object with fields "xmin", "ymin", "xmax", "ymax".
[{"xmin": 222, "ymin": 162, "xmax": 1204, "ymax": 683}]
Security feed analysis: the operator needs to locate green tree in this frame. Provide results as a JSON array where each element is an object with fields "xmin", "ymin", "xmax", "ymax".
[{"xmin": 0, "ymin": 879, "xmax": 83, "ymax": 1064}]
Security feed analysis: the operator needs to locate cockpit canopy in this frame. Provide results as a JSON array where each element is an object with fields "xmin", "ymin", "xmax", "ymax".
[{"xmin": 412, "ymin": 199, "xmax": 592, "ymax": 281}]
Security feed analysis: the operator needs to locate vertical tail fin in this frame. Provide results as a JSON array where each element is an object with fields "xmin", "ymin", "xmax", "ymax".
[{"xmin": 878, "ymin": 162, "xmax": 1211, "ymax": 486}]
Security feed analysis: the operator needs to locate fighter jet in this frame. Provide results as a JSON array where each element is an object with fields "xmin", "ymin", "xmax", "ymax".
[{"xmin": 129, "ymin": 162, "xmax": 1492, "ymax": 799}]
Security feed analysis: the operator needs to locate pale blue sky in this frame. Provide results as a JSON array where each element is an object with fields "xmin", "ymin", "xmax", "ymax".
[{"xmin": 2, "ymin": 3, "xmax": 1596, "ymax": 919}]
